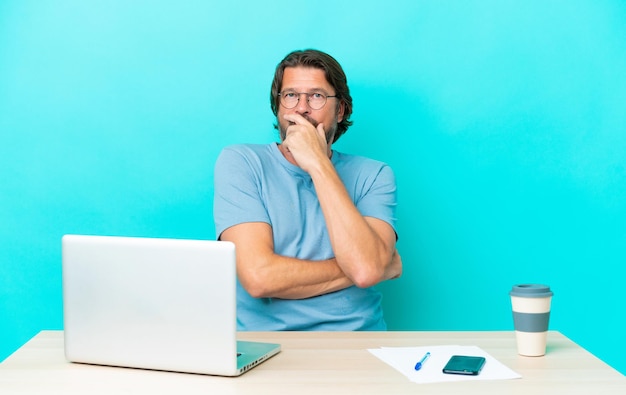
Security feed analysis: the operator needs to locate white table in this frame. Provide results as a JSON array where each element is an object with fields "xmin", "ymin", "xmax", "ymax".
[{"xmin": 1, "ymin": 331, "xmax": 624, "ymax": 394}]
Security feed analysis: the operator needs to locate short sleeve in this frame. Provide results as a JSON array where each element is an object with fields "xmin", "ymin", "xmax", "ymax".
[
  {"xmin": 355, "ymin": 164, "xmax": 397, "ymax": 234},
  {"xmin": 213, "ymin": 146, "xmax": 270, "ymax": 239}
]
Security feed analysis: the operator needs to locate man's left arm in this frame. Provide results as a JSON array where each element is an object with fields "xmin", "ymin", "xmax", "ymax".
[
  {"xmin": 282, "ymin": 113, "xmax": 402, "ymax": 287},
  {"xmin": 309, "ymin": 159, "xmax": 402, "ymax": 288}
]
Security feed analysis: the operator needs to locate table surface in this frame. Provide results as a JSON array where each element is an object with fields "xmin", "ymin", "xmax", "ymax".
[{"xmin": 1, "ymin": 330, "xmax": 624, "ymax": 394}]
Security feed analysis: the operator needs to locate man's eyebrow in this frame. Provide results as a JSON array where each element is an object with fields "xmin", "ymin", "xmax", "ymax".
[{"xmin": 311, "ymin": 88, "xmax": 331, "ymax": 94}]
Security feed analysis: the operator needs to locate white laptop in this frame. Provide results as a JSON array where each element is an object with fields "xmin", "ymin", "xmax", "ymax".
[{"xmin": 62, "ymin": 234, "xmax": 280, "ymax": 376}]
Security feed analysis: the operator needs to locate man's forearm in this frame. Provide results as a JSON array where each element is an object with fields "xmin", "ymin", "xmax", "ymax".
[
  {"xmin": 220, "ymin": 222, "xmax": 354, "ymax": 300},
  {"xmin": 308, "ymin": 159, "xmax": 398, "ymax": 288},
  {"xmin": 239, "ymin": 254, "xmax": 354, "ymax": 299}
]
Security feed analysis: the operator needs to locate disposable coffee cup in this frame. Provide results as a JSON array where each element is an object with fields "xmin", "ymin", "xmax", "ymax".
[{"xmin": 510, "ymin": 284, "xmax": 553, "ymax": 356}]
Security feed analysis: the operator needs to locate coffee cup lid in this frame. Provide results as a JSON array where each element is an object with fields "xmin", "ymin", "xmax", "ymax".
[{"xmin": 510, "ymin": 284, "xmax": 553, "ymax": 298}]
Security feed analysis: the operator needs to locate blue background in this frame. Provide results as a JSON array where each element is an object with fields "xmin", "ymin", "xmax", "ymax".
[{"xmin": 1, "ymin": 0, "xmax": 625, "ymax": 375}]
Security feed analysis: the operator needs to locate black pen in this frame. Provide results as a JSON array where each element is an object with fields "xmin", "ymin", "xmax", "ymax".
[{"xmin": 414, "ymin": 352, "xmax": 431, "ymax": 371}]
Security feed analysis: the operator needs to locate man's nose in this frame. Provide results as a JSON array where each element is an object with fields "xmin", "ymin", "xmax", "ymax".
[{"xmin": 294, "ymin": 93, "xmax": 311, "ymax": 114}]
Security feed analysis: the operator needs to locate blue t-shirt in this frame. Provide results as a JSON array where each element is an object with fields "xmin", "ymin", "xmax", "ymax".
[{"xmin": 213, "ymin": 143, "xmax": 397, "ymax": 331}]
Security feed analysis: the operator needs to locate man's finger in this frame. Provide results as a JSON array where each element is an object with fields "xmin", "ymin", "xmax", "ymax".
[{"xmin": 283, "ymin": 113, "xmax": 311, "ymax": 126}]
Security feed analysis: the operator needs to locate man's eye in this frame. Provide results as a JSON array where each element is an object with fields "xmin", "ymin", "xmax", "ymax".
[
  {"xmin": 284, "ymin": 92, "xmax": 297, "ymax": 98},
  {"xmin": 311, "ymin": 93, "xmax": 324, "ymax": 99}
]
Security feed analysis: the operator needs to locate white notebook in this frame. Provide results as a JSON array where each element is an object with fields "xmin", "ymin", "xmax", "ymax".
[{"xmin": 62, "ymin": 234, "xmax": 280, "ymax": 376}]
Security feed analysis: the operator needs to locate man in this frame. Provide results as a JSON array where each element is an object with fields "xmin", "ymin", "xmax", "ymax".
[{"xmin": 213, "ymin": 49, "xmax": 402, "ymax": 330}]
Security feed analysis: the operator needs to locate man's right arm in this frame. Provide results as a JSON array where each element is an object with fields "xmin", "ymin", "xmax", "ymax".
[{"xmin": 220, "ymin": 222, "xmax": 354, "ymax": 299}]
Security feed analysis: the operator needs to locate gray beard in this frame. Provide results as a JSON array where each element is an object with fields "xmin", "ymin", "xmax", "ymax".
[{"xmin": 278, "ymin": 116, "xmax": 338, "ymax": 144}]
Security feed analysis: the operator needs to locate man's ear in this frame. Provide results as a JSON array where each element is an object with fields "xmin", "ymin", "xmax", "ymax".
[{"xmin": 337, "ymin": 101, "xmax": 345, "ymax": 123}]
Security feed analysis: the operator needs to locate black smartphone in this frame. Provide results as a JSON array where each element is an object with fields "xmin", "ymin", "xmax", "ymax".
[{"xmin": 442, "ymin": 355, "xmax": 486, "ymax": 375}]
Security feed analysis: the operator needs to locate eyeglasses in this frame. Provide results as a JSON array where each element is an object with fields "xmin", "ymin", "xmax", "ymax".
[{"xmin": 278, "ymin": 91, "xmax": 338, "ymax": 110}]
